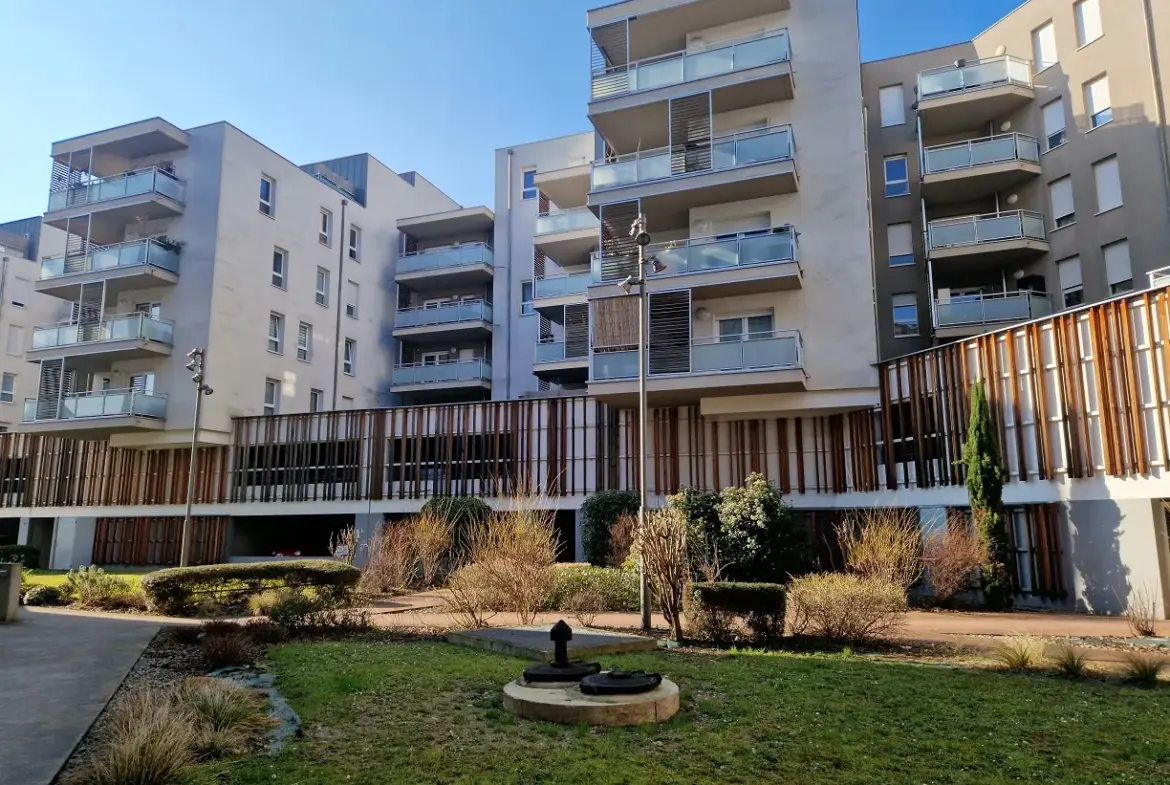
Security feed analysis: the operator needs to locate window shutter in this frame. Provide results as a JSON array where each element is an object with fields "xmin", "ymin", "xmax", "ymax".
[
  {"xmin": 1049, "ymin": 177, "xmax": 1074, "ymax": 219},
  {"xmin": 887, "ymin": 223, "xmax": 914, "ymax": 257},
  {"xmin": 1103, "ymin": 241, "xmax": 1131, "ymax": 285},
  {"xmin": 1093, "ymin": 156, "xmax": 1122, "ymax": 212},
  {"xmin": 879, "ymin": 85, "xmax": 905, "ymax": 127},
  {"xmin": 1058, "ymin": 257, "xmax": 1083, "ymax": 290},
  {"xmin": 1042, "ymin": 99, "xmax": 1065, "ymax": 136}
]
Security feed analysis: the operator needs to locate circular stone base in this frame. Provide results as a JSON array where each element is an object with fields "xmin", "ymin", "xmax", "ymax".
[{"xmin": 501, "ymin": 677, "xmax": 679, "ymax": 726}]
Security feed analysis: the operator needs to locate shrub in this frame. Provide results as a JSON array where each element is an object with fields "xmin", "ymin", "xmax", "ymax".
[
  {"xmin": 22, "ymin": 584, "xmax": 64, "ymax": 606},
  {"xmin": 409, "ymin": 511, "xmax": 453, "ymax": 587},
  {"xmin": 545, "ymin": 564, "xmax": 639, "ymax": 612},
  {"xmin": 567, "ymin": 588, "xmax": 603, "ymax": 628},
  {"xmin": 838, "ymin": 508, "xmax": 922, "ymax": 592},
  {"xmin": 444, "ymin": 565, "xmax": 497, "ymax": 629},
  {"xmin": 330, "ymin": 525, "xmax": 360, "ymax": 566},
  {"xmin": 267, "ymin": 591, "xmax": 370, "ymax": 635},
  {"xmin": 580, "ymin": 490, "xmax": 639, "ymax": 566},
  {"xmin": 360, "ymin": 524, "xmax": 417, "ymax": 595},
  {"xmin": 200, "ymin": 633, "xmax": 259, "ymax": 669},
  {"xmin": 97, "ymin": 590, "xmax": 148, "ymax": 613},
  {"xmin": 66, "ymin": 566, "xmax": 132, "ymax": 608},
  {"xmin": 717, "ymin": 473, "xmax": 810, "ymax": 583},
  {"xmin": 690, "ymin": 582, "xmax": 787, "ymax": 646},
  {"xmin": 608, "ymin": 513, "xmax": 637, "ymax": 568},
  {"xmin": 249, "ymin": 588, "xmax": 297, "ymax": 617},
  {"xmin": 670, "ymin": 488, "xmax": 723, "ymax": 581},
  {"xmin": 1049, "ymin": 643, "xmax": 1090, "ymax": 677},
  {"xmin": 174, "ymin": 677, "xmax": 273, "ymax": 757},
  {"xmin": 168, "ymin": 625, "xmax": 203, "ymax": 645},
  {"xmin": 421, "ymin": 495, "xmax": 491, "ymax": 547},
  {"xmin": 1122, "ymin": 652, "xmax": 1167, "ymax": 685},
  {"xmin": 267, "ymin": 592, "xmax": 320, "ymax": 631},
  {"xmin": 923, "ymin": 520, "xmax": 987, "ymax": 603},
  {"xmin": 1124, "ymin": 584, "xmax": 1159, "ymax": 638},
  {"xmin": 987, "ymin": 636, "xmax": 1042, "ymax": 672},
  {"xmin": 140, "ymin": 560, "xmax": 360, "ymax": 616},
  {"xmin": 788, "ymin": 573, "xmax": 906, "ymax": 644},
  {"xmin": 243, "ymin": 619, "xmax": 288, "ymax": 644},
  {"xmin": 65, "ymin": 689, "xmax": 196, "ymax": 785},
  {"xmin": 459, "ymin": 503, "xmax": 558, "ymax": 624},
  {"xmin": 200, "ymin": 619, "xmax": 242, "ymax": 637},
  {"xmin": 0, "ymin": 544, "xmax": 40, "ymax": 569},
  {"xmin": 640, "ymin": 507, "xmax": 689, "ymax": 641}
]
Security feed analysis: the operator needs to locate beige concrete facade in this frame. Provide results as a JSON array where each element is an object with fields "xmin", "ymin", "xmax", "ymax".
[{"xmin": 0, "ymin": 238, "xmax": 60, "ymax": 431}]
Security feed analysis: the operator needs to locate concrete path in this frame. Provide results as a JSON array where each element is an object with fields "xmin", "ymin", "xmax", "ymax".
[{"xmin": 0, "ymin": 607, "xmax": 160, "ymax": 785}]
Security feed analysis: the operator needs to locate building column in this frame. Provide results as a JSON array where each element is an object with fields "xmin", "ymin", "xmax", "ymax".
[
  {"xmin": 573, "ymin": 508, "xmax": 584, "ymax": 564},
  {"xmin": 16, "ymin": 517, "xmax": 31, "ymax": 546},
  {"xmin": 352, "ymin": 513, "xmax": 383, "ymax": 568},
  {"xmin": 49, "ymin": 517, "xmax": 97, "ymax": 570}
]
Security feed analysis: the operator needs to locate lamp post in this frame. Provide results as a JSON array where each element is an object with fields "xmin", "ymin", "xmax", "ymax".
[{"xmin": 179, "ymin": 348, "xmax": 213, "ymax": 567}]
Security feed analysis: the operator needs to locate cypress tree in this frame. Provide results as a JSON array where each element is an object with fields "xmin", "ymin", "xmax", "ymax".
[{"xmin": 962, "ymin": 381, "xmax": 1013, "ymax": 609}]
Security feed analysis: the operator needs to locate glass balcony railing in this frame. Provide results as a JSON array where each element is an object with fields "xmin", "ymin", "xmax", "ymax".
[
  {"xmin": 935, "ymin": 291, "xmax": 1053, "ymax": 328},
  {"xmin": 23, "ymin": 388, "xmax": 167, "ymax": 424},
  {"xmin": 397, "ymin": 243, "xmax": 493, "ymax": 274},
  {"xmin": 534, "ymin": 272, "xmax": 591, "ymax": 299},
  {"xmin": 535, "ymin": 208, "xmax": 599, "ymax": 236},
  {"xmin": 395, "ymin": 300, "xmax": 492, "ymax": 329},
  {"xmin": 47, "ymin": 166, "xmax": 185, "ymax": 212},
  {"xmin": 927, "ymin": 210, "xmax": 1047, "ymax": 252},
  {"xmin": 590, "ymin": 331, "xmax": 803, "ymax": 380},
  {"xmin": 31, "ymin": 314, "xmax": 174, "ymax": 351},
  {"xmin": 535, "ymin": 340, "xmax": 588, "ymax": 364},
  {"xmin": 918, "ymin": 55, "xmax": 1032, "ymax": 101},
  {"xmin": 591, "ymin": 28, "xmax": 791, "ymax": 99},
  {"xmin": 39, "ymin": 238, "xmax": 180, "ymax": 281},
  {"xmin": 646, "ymin": 227, "xmax": 797, "ymax": 279},
  {"xmin": 592, "ymin": 350, "xmax": 640, "ymax": 381},
  {"xmin": 923, "ymin": 133, "xmax": 1040, "ymax": 175},
  {"xmin": 591, "ymin": 125, "xmax": 793, "ymax": 191},
  {"xmin": 391, "ymin": 360, "xmax": 491, "ymax": 386}
]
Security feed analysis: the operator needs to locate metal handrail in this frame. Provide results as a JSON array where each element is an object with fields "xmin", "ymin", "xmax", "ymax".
[
  {"xmin": 1148, "ymin": 266, "xmax": 1170, "ymax": 288},
  {"xmin": 933, "ymin": 290, "xmax": 1052, "ymax": 327},
  {"xmin": 397, "ymin": 242, "xmax": 493, "ymax": 273},
  {"xmin": 396, "ymin": 298, "xmax": 490, "ymax": 313},
  {"xmin": 22, "ymin": 387, "xmax": 168, "ymax": 423},
  {"xmin": 390, "ymin": 359, "xmax": 491, "ymax": 385},
  {"xmin": 597, "ymin": 124, "xmax": 793, "ymax": 165},
  {"xmin": 535, "ymin": 339, "xmax": 588, "ymax": 363},
  {"xmin": 922, "ymin": 133, "xmax": 1041, "ymax": 174},
  {"xmin": 534, "ymin": 207, "xmax": 599, "ymax": 236},
  {"xmin": 646, "ymin": 227, "xmax": 798, "ymax": 277},
  {"xmin": 395, "ymin": 299, "xmax": 493, "ymax": 328},
  {"xmin": 918, "ymin": 54, "xmax": 1033, "ymax": 99},
  {"xmin": 400, "ymin": 241, "xmax": 492, "ymax": 257}
]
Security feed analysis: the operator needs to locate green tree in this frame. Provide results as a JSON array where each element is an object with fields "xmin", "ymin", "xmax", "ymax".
[
  {"xmin": 716, "ymin": 473, "xmax": 810, "ymax": 583},
  {"xmin": 961, "ymin": 381, "xmax": 1014, "ymax": 609}
]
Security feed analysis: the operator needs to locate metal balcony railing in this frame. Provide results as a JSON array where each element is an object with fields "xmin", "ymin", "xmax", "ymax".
[
  {"xmin": 535, "ymin": 208, "xmax": 599, "ymax": 236},
  {"xmin": 591, "ymin": 28, "xmax": 791, "ymax": 99},
  {"xmin": 927, "ymin": 210, "xmax": 1047, "ymax": 252},
  {"xmin": 923, "ymin": 133, "xmax": 1040, "ymax": 175},
  {"xmin": 918, "ymin": 55, "xmax": 1032, "ymax": 101},
  {"xmin": 395, "ymin": 300, "xmax": 492, "ymax": 329},
  {"xmin": 534, "ymin": 272, "xmax": 591, "ymax": 299},
  {"xmin": 23, "ymin": 388, "xmax": 167, "ymax": 423},
  {"xmin": 391, "ymin": 360, "xmax": 491, "ymax": 386},
  {"xmin": 39, "ymin": 238, "xmax": 180, "ymax": 281},
  {"xmin": 397, "ymin": 243, "xmax": 493, "ymax": 274},
  {"xmin": 591, "ymin": 330, "xmax": 803, "ymax": 380},
  {"xmin": 535, "ymin": 340, "xmax": 588, "ymax": 364},
  {"xmin": 31, "ymin": 313, "xmax": 174, "ymax": 350},
  {"xmin": 47, "ymin": 166, "xmax": 185, "ymax": 212},
  {"xmin": 934, "ymin": 291, "xmax": 1053, "ymax": 328}
]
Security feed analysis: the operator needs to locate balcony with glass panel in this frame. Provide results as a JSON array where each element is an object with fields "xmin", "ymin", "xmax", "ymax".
[
  {"xmin": 44, "ymin": 167, "xmax": 186, "ymax": 243},
  {"xmin": 533, "ymin": 339, "xmax": 589, "ymax": 384},
  {"xmin": 921, "ymin": 134, "xmax": 1042, "ymax": 203},
  {"xmin": 926, "ymin": 210, "xmax": 1048, "ymax": 265},
  {"xmin": 917, "ymin": 56, "xmax": 1034, "ymax": 136},
  {"xmin": 933, "ymin": 291, "xmax": 1053, "ymax": 339},
  {"xmin": 396, "ymin": 242, "xmax": 494, "ymax": 289},
  {"xmin": 392, "ymin": 300, "xmax": 493, "ymax": 342},
  {"xmin": 534, "ymin": 208, "xmax": 599, "ymax": 268},
  {"xmin": 28, "ymin": 313, "xmax": 174, "ymax": 365},
  {"xmin": 533, "ymin": 271, "xmax": 592, "ymax": 314},
  {"xmin": 36, "ymin": 238, "xmax": 180, "ymax": 301},
  {"xmin": 390, "ymin": 359, "xmax": 492, "ymax": 393},
  {"xmin": 636, "ymin": 226, "xmax": 801, "ymax": 295},
  {"xmin": 21, "ymin": 388, "xmax": 168, "ymax": 435}
]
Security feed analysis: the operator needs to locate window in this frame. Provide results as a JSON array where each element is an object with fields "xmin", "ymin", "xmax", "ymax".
[
  {"xmin": 271, "ymin": 247, "xmax": 288, "ymax": 289},
  {"xmin": 130, "ymin": 372, "xmax": 155, "ymax": 395},
  {"xmin": 319, "ymin": 209, "xmax": 333, "ymax": 246},
  {"xmin": 879, "ymin": 84, "xmax": 905, "ymax": 127},
  {"xmin": 259, "ymin": 175, "xmax": 275, "ymax": 216},
  {"xmin": 348, "ymin": 226, "xmax": 361, "ymax": 262},
  {"xmin": 1058, "ymin": 256, "xmax": 1084, "ymax": 307},
  {"xmin": 1011, "ymin": 509, "xmax": 1034, "ymax": 594},
  {"xmin": 1103, "ymin": 240, "xmax": 1133, "ymax": 294},
  {"xmin": 135, "ymin": 302, "xmax": 161, "ymax": 319},
  {"xmin": 268, "ymin": 312, "xmax": 284, "ymax": 354},
  {"xmin": 892, "ymin": 293, "xmax": 918, "ymax": 337},
  {"xmin": 522, "ymin": 169, "xmax": 537, "ymax": 200},
  {"xmin": 297, "ymin": 322, "xmax": 312, "ymax": 362},
  {"xmin": 1093, "ymin": 156, "xmax": 1123, "ymax": 213},
  {"xmin": 5, "ymin": 325, "xmax": 23, "ymax": 356},
  {"xmin": 1049, "ymin": 176, "xmax": 1075, "ymax": 228},
  {"xmin": 0, "ymin": 373, "xmax": 14, "ymax": 404},
  {"xmin": 315, "ymin": 267, "xmax": 330, "ymax": 307},
  {"xmin": 9, "ymin": 277, "xmax": 30, "ymax": 308},
  {"xmin": 1085, "ymin": 75, "xmax": 1113, "ymax": 128},
  {"xmin": 0, "ymin": 425, "xmax": 8, "ymax": 433},
  {"xmin": 263, "ymin": 379, "xmax": 281, "ymax": 416},
  {"xmin": 1032, "ymin": 21, "xmax": 1058, "ymax": 72},
  {"xmin": 1042, "ymin": 98, "xmax": 1066, "ymax": 151},
  {"xmin": 309, "ymin": 388, "xmax": 324, "ymax": 413},
  {"xmin": 887, "ymin": 223, "xmax": 914, "ymax": 267},
  {"xmin": 341, "ymin": 396, "xmax": 354, "ymax": 410},
  {"xmin": 345, "ymin": 280, "xmax": 359, "ymax": 318},
  {"xmin": 1075, "ymin": 0, "xmax": 1103, "ymax": 47},
  {"xmin": 521, "ymin": 280, "xmax": 534, "ymax": 315},
  {"xmin": 884, "ymin": 156, "xmax": 909, "ymax": 197},
  {"xmin": 343, "ymin": 338, "xmax": 356, "ymax": 375},
  {"xmin": 718, "ymin": 314, "xmax": 774, "ymax": 340}
]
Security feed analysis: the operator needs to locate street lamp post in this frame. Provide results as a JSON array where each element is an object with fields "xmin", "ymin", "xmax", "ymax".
[{"xmin": 179, "ymin": 348, "xmax": 214, "ymax": 567}]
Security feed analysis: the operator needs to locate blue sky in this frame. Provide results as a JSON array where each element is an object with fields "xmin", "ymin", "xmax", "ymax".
[{"xmin": 0, "ymin": 0, "xmax": 1025, "ymax": 221}]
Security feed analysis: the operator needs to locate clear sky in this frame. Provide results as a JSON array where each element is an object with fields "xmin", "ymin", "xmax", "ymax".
[{"xmin": 0, "ymin": 0, "xmax": 1025, "ymax": 222}]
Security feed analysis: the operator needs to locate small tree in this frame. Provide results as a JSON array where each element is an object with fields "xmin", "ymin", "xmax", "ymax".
[
  {"xmin": 716, "ymin": 473, "xmax": 810, "ymax": 583},
  {"xmin": 640, "ymin": 507, "xmax": 689, "ymax": 641},
  {"xmin": 962, "ymin": 381, "xmax": 1013, "ymax": 609},
  {"xmin": 580, "ymin": 490, "xmax": 639, "ymax": 566}
]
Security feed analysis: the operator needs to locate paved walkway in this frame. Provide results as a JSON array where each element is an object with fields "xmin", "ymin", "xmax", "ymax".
[{"xmin": 0, "ymin": 607, "xmax": 160, "ymax": 785}]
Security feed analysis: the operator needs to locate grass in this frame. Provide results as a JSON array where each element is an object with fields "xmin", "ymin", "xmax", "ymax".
[
  {"xmin": 192, "ymin": 641, "xmax": 1170, "ymax": 785},
  {"xmin": 22, "ymin": 567, "xmax": 155, "ymax": 590}
]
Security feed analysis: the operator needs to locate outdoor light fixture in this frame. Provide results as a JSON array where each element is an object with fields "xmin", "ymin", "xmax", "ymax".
[
  {"xmin": 180, "ymin": 348, "xmax": 214, "ymax": 567},
  {"xmin": 619, "ymin": 275, "xmax": 637, "ymax": 295}
]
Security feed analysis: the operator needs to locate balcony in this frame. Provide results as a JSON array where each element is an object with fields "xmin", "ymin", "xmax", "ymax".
[
  {"xmin": 21, "ymin": 388, "xmax": 167, "ymax": 435},
  {"xmin": 533, "ymin": 339, "xmax": 589, "ymax": 384},
  {"xmin": 917, "ymin": 56, "xmax": 1034, "ymax": 136},
  {"xmin": 589, "ymin": 125, "xmax": 797, "ymax": 214},
  {"xmin": 933, "ymin": 291, "xmax": 1053, "ymax": 338},
  {"xmin": 44, "ymin": 167, "xmax": 186, "ymax": 244},
  {"xmin": 390, "ymin": 360, "xmax": 491, "ymax": 393},
  {"xmin": 921, "ymin": 134, "xmax": 1042, "ymax": 203},
  {"xmin": 28, "ymin": 314, "xmax": 174, "ymax": 365},
  {"xmin": 393, "ymin": 300, "xmax": 493, "ymax": 342},
  {"xmin": 927, "ymin": 210, "xmax": 1048, "ymax": 266},
  {"xmin": 534, "ymin": 208, "xmax": 599, "ymax": 268},
  {"xmin": 396, "ymin": 243, "xmax": 494, "ymax": 289},
  {"xmin": 36, "ymin": 238, "xmax": 180, "ymax": 301},
  {"xmin": 533, "ymin": 272, "xmax": 591, "ymax": 313}
]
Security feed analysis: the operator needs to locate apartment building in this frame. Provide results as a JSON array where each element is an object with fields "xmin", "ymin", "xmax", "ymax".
[
  {"xmin": 0, "ymin": 228, "xmax": 58, "ymax": 432},
  {"xmin": 11, "ymin": 118, "xmax": 460, "ymax": 446},
  {"xmin": 865, "ymin": 0, "xmax": 1170, "ymax": 358}
]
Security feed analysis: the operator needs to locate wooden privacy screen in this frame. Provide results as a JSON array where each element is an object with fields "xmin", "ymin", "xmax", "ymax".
[{"xmin": 92, "ymin": 516, "xmax": 228, "ymax": 566}]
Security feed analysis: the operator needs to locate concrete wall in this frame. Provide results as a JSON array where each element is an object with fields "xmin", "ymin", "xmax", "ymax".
[
  {"xmin": 48, "ymin": 517, "xmax": 95, "ymax": 570},
  {"xmin": 0, "ymin": 248, "xmax": 60, "ymax": 430}
]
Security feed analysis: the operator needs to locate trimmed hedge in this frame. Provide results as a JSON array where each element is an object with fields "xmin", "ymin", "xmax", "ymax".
[
  {"xmin": 690, "ymin": 581, "xmax": 787, "ymax": 646},
  {"xmin": 0, "ymin": 545, "xmax": 41, "ymax": 570},
  {"xmin": 141, "ymin": 560, "xmax": 361, "ymax": 616},
  {"xmin": 580, "ymin": 490, "xmax": 639, "ymax": 566},
  {"xmin": 545, "ymin": 564, "xmax": 640, "ymax": 612}
]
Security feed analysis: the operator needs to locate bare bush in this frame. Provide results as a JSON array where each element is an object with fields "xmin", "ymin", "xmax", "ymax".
[
  {"xmin": 787, "ymin": 573, "xmax": 907, "ymax": 643},
  {"xmin": 410, "ymin": 511, "xmax": 453, "ymax": 587},
  {"xmin": 567, "ymin": 587, "xmax": 604, "ymax": 628},
  {"xmin": 640, "ymin": 507, "xmax": 689, "ymax": 641},
  {"xmin": 444, "ymin": 564, "xmax": 498, "ymax": 629},
  {"xmin": 923, "ymin": 520, "xmax": 987, "ymax": 603},
  {"xmin": 1124, "ymin": 584, "xmax": 1160, "ymax": 638},
  {"xmin": 330, "ymin": 525, "xmax": 360, "ymax": 565},
  {"xmin": 838, "ymin": 508, "xmax": 923, "ymax": 592},
  {"xmin": 360, "ymin": 524, "xmax": 416, "ymax": 595},
  {"xmin": 608, "ymin": 512, "xmax": 637, "ymax": 568}
]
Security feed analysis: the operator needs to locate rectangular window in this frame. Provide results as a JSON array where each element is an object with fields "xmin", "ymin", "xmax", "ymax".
[
  {"xmin": 135, "ymin": 302, "xmax": 162, "ymax": 319},
  {"xmin": 1011, "ymin": 509, "xmax": 1034, "ymax": 594},
  {"xmin": 271, "ymin": 247, "xmax": 288, "ymax": 289},
  {"xmin": 884, "ymin": 156, "xmax": 909, "ymax": 197},
  {"xmin": 521, "ymin": 280, "xmax": 534, "ymax": 315},
  {"xmin": 348, "ymin": 226, "xmax": 361, "ymax": 262},
  {"xmin": 1058, "ymin": 256, "xmax": 1084, "ymax": 307},
  {"xmin": 1032, "ymin": 21, "xmax": 1058, "ymax": 71},
  {"xmin": 887, "ymin": 223, "xmax": 914, "ymax": 267},
  {"xmin": 130, "ymin": 372, "xmax": 155, "ymax": 395},
  {"xmin": 315, "ymin": 267, "xmax": 330, "ymax": 307},
  {"xmin": 879, "ymin": 84, "xmax": 905, "ymax": 127},
  {"xmin": 522, "ymin": 169, "xmax": 537, "ymax": 200},
  {"xmin": 297, "ymin": 322, "xmax": 312, "ymax": 362},
  {"xmin": 5, "ymin": 325, "xmax": 23, "ymax": 356},
  {"xmin": 1075, "ymin": 0, "xmax": 1103, "ymax": 47},
  {"xmin": 319, "ymin": 208, "xmax": 333, "ymax": 246},
  {"xmin": 343, "ymin": 338, "xmax": 356, "ymax": 375},
  {"xmin": 268, "ymin": 312, "xmax": 284, "ymax": 354},
  {"xmin": 345, "ymin": 280, "xmax": 359, "ymax": 318},
  {"xmin": 9, "ymin": 277, "xmax": 30, "ymax": 308},
  {"xmin": 309, "ymin": 388, "xmax": 324, "ymax": 413},
  {"xmin": 1049, "ymin": 176, "xmax": 1075, "ymax": 228},
  {"xmin": 892, "ymin": 293, "xmax": 918, "ymax": 337},
  {"xmin": 259, "ymin": 175, "xmax": 275, "ymax": 216},
  {"xmin": 1042, "ymin": 98, "xmax": 1066, "ymax": 151},
  {"xmin": 263, "ymin": 378, "xmax": 281, "ymax": 416},
  {"xmin": 0, "ymin": 373, "xmax": 14, "ymax": 404},
  {"xmin": 1093, "ymin": 156, "xmax": 1123, "ymax": 213},
  {"xmin": 341, "ymin": 395, "xmax": 354, "ymax": 410},
  {"xmin": 718, "ymin": 314, "xmax": 774, "ymax": 341},
  {"xmin": 1085, "ymin": 75, "xmax": 1113, "ymax": 128},
  {"xmin": 1103, "ymin": 240, "xmax": 1133, "ymax": 294}
]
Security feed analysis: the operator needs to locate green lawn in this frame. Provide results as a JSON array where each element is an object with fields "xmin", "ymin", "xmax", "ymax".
[
  {"xmin": 195, "ymin": 641, "xmax": 1170, "ymax": 785},
  {"xmin": 22, "ymin": 566, "xmax": 155, "ymax": 589}
]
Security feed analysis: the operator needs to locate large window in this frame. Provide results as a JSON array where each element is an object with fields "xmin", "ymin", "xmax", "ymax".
[
  {"xmin": 879, "ymin": 84, "xmax": 905, "ymax": 127},
  {"xmin": 1042, "ymin": 98, "xmax": 1066, "ymax": 151},
  {"xmin": 887, "ymin": 223, "xmax": 914, "ymax": 267},
  {"xmin": 268, "ymin": 312, "xmax": 284, "ymax": 354},
  {"xmin": 263, "ymin": 379, "xmax": 281, "ymax": 416},
  {"xmin": 1058, "ymin": 256, "xmax": 1084, "ymax": 308},
  {"xmin": 1032, "ymin": 21, "xmax": 1058, "ymax": 72},
  {"xmin": 319, "ymin": 208, "xmax": 333, "ymax": 246},
  {"xmin": 271, "ymin": 247, "xmax": 288, "ymax": 289},
  {"xmin": 346, "ymin": 280, "xmax": 359, "ymax": 318},
  {"xmin": 718, "ymin": 314, "xmax": 774, "ymax": 341},
  {"xmin": 297, "ymin": 322, "xmax": 312, "ymax": 362},
  {"xmin": 1103, "ymin": 240, "xmax": 1133, "ymax": 295},
  {"xmin": 315, "ymin": 267, "xmax": 330, "ymax": 307},
  {"xmin": 259, "ymin": 175, "xmax": 275, "ymax": 216},
  {"xmin": 1085, "ymin": 75, "xmax": 1113, "ymax": 129},
  {"xmin": 1093, "ymin": 156, "xmax": 1123, "ymax": 213},
  {"xmin": 892, "ymin": 293, "xmax": 918, "ymax": 337},
  {"xmin": 884, "ymin": 156, "xmax": 909, "ymax": 197},
  {"xmin": 0, "ymin": 373, "xmax": 14, "ymax": 404},
  {"xmin": 1075, "ymin": 0, "xmax": 1103, "ymax": 47},
  {"xmin": 1049, "ymin": 176, "xmax": 1075, "ymax": 229},
  {"xmin": 343, "ymin": 338, "xmax": 356, "ymax": 375},
  {"xmin": 522, "ymin": 169, "xmax": 537, "ymax": 200}
]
